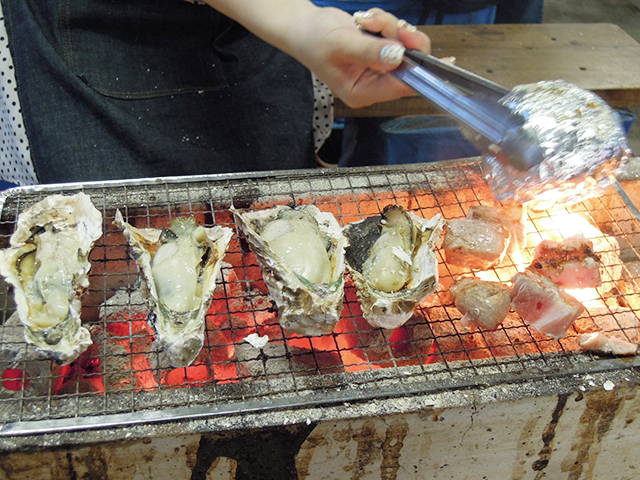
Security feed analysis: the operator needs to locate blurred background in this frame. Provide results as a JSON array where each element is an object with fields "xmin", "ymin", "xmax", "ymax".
[{"xmin": 545, "ymin": 0, "xmax": 640, "ymax": 153}]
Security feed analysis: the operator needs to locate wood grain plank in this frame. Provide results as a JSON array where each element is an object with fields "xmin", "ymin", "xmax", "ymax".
[{"xmin": 335, "ymin": 23, "xmax": 640, "ymax": 117}]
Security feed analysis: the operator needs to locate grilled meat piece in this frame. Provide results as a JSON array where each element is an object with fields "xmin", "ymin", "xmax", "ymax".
[
  {"xmin": 467, "ymin": 204, "xmax": 526, "ymax": 255},
  {"xmin": 527, "ymin": 235, "xmax": 601, "ymax": 289},
  {"xmin": 578, "ymin": 332, "xmax": 638, "ymax": 356},
  {"xmin": 450, "ymin": 277, "xmax": 511, "ymax": 330},
  {"xmin": 510, "ymin": 270, "xmax": 585, "ymax": 339},
  {"xmin": 442, "ymin": 218, "xmax": 510, "ymax": 270}
]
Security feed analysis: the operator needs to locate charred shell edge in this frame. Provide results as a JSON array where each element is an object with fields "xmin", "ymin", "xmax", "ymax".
[
  {"xmin": 344, "ymin": 209, "xmax": 445, "ymax": 330},
  {"xmin": 114, "ymin": 210, "xmax": 233, "ymax": 367},
  {"xmin": 0, "ymin": 192, "xmax": 102, "ymax": 365},
  {"xmin": 231, "ymin": 204, "xmax": 347, "ymax": 336}
]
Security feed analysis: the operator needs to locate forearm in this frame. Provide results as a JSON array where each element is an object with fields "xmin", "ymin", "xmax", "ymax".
[
  {"xmin": 203, "ymin": 0, "xmax": 319, "ymax": 60},
  {"xmin": 200, "ymin": 2, "xmax": 431, "ymax": 107}
]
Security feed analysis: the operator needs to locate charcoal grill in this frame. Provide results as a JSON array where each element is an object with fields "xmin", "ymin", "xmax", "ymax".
[{"xmin": 1, "ymin": 158, "xmax": 639, "ymax": 455}]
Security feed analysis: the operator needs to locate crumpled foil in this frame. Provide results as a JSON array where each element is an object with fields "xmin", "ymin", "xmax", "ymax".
[{"xmin": 483, "ymin": 80, "xmax": 631, "ymax": 211}]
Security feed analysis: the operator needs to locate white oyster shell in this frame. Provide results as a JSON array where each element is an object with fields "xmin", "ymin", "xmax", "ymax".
[
  {"xmin": 114, "ymin": 210, "xmax": 232, "ymax": 367},
  {"xmin": 231, "ymin": 205, "xmax": 347, "ymax": 336},
  {"xmin": 343, "ymin": 205, "xmax": 444, "ymax": 330},
  {"xmin": 0, "ymin": 193, "xmax": 102, "ymax": 365}
]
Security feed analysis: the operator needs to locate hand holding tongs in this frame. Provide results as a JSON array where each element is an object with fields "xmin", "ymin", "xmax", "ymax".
[{"xmin": 393, "ymin": 50, "xmax": 544, "ymax": 171}]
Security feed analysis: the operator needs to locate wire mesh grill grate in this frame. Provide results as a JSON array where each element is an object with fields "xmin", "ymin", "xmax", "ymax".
[{"xmin": 0, "ymin": 160, "xmax": 639, "ymax": 435}]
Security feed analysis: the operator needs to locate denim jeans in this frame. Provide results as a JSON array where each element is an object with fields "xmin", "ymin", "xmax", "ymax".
[{"xmin": 1, "ymin": 0, "xmax": 315, "ymax": 183}]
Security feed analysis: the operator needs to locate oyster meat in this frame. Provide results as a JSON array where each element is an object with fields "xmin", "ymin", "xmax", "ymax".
[
  {"xmin": 0, "ymin": 193, "xmax": 102, "ymax": 365},
  {"xmin": 114, "ymin": 211, "xmax": 232, "ymax": 367},
  {"xmin": 343, "ymin": 205, "xmax": 445, "ymax": 330},
  {"xmin": 231, "ymin": 204, "xmax": 347, "ymax": 336}
]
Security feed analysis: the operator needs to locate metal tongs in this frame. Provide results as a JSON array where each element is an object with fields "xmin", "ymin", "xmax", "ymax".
[{"xmin": 393, "ymin": 50, "xmax": 544, "ymax": 171}]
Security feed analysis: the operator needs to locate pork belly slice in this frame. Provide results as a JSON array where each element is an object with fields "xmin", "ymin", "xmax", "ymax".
[
  {"xmin": 467, "ymin": 204, "xmax": 525, "ymax": 255},
  {"xmin": 510, "ymin": 270, "xmax": 585, "ymax": 339},
  {"xmin": 578, "ymin": 332, "xmax": 638, "ymax": 356},
  {"xmin": 528, "ymin": 234, "xmax": 601, "ymax": 289},
  {"xmin": 450, "ymin": 277, "xmax": 511, "ymax": 330},
  {"xmin": 442, "ymin": 219, "xmax": 510, "ymax": 270}
]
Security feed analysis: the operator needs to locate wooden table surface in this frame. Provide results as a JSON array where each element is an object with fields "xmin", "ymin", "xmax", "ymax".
[{"xmin": 334, "ymin": 23, "xmax": 640, "ymax": 117}]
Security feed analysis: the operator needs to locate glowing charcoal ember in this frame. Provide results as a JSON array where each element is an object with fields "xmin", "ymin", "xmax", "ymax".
[
  {"xmin": 574, "ymin": 306, "xmax": 639, "ymax": 348},
  {"xmin": 231, "ymin": 205, "xmax": 347, "ymax": 337},
  {"xmin": 163, "ymin": 364, "xmax": 212, "ymax": 388},
  {"xmin": 578, "ymin": 332, "xmax": 638, "ymax": 356},
  {"xmin": 114, "ymin": 210, "xmax": 233, "ymax": 368},
  {"xmin": 148, "ymin": 338, "xmax": 226, "ymax": 387},
  {"xmin": 426, "ymin": 321, "xmax": 476, "ymax": 363},
  {"xmin": 343, "ymin": 205, "xmax": 444, "ymax": 330},
  {"xmin": 207, "ymin": 263, "xmax": 255, "ymax": 321},
  {"xmin": 442, "ymin": 218, "xmax": 510, "ymax": 270},
  {"xmin": 0, "ymin": 193, "xmax": 102, "ymax": 365},
  {"xmin": 510, "ymin": 270, "xmax": 585, "ymax": 339},
  {"xmin": 450, "ymin": 277, "xmax": 511, "ymax": 330},
  {"xmin": 55, "ymin": 351, "xmax": 105, "ymax": 395},
  {"xmin": 0, "ymin": 313, "xmax": 66, "ymax": 398},
  {"xmin": 388, "ymin": 325, "xmax": 412, "ymax": 352},
  {"xmin": 206, "ymin": 264, "xmax": 282, "ymax": 383},
  {"xmin": 1, "ymin": 368, "xmax": 30, "ymax": 392},
  {"xmin": 527, "ymin": 235, "xmax": 602, "ymax": 289},
  {"xmin": 84, "ymin": 289, "xmax": 156, "ymax": 391}
]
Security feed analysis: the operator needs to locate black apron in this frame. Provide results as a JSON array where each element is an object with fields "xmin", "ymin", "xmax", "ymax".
[{"xmin": 1, "ymin": 0, "xmax": 315, "ymax": 183}]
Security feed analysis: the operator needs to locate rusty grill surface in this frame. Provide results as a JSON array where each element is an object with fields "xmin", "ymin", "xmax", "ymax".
[{"xmin": 1, "ymin": 160, "xmax": 639, "ymax": 441}]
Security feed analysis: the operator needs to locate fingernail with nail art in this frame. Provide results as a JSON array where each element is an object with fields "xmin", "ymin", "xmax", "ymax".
[
  {"xmin": 397, "ymin": 19, "xmax": 417, "ymax": 33},
  {"xmin": 353, "ymin": 11, "xmax": 373, "ymax": 21},
  {"xmin": 380, "ymin": 44, "xmax": 405, "ymax": 66}
]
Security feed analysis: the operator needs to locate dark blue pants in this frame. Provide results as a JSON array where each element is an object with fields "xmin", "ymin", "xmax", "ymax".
[{"xmin": 1, "ymin": 0, "xmax": 315, "ymax": 183}]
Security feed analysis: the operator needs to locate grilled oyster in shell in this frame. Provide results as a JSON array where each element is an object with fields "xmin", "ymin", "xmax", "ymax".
[
  {"xmin": 0, "ymin": 193, "xmax": 102, "ymax": 365},
  {"xmin": 343, "ymin": 205, "xmax": 445, "ymax": 330},
  {"xmin": 114, "ymin": 210, "xmax": 232, "ymax": 367},
  {"xmin": 231, "ymin": 205, "xmax": 347, "ymax": 336}
]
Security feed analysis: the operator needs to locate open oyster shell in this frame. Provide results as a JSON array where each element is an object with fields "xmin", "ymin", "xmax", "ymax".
[
  {"xmin": 0, "ymin": 193, "xmax": 102, "ymax": 365},
  {"xmin": 231, "ymin": 205, "xmax": 347, "ymax": 336},
  {"xmin": 114, "ymin": 211, "xmax": 232, "ymax": 368},
  {"xmin": 343, "ymin": 205, "xmax": 445, "ymax": 330}
]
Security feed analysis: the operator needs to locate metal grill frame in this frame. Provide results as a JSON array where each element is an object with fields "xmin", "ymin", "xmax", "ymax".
[{"xmin": 1, "ymin": 159, "xmax": 639, "ymax": 451}]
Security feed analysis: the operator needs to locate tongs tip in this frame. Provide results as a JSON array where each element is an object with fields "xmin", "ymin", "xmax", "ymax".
[{"xmin": 395, "ymin": 49, "xmax": 544, "ymax": 171}]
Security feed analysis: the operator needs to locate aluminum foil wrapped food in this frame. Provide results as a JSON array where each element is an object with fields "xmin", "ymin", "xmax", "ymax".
[{"xmin": 483, "ymin": 80, "xmax": 631, "ymax": 211}]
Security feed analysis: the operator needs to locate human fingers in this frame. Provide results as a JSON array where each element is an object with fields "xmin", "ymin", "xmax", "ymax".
[
  {"xmin": 352, "ymin": 8, "xmax": 400, "ymax": 38},
  {"xmin": 352, "ymin": 8, "xmax": 430, "ymax": 54},
  {"xmin": 345, "ymin": 69, "xmax": 417, "ymax": 107},
  {"xmin": 337, "ymin": 25, "xmax": 430, "ymax": 73},
  {"xmin": 397, "ymin": 21, "xmax": 431, "ymax": 53},
  {"xmin": 333, "ymin": 27, "xmax": 406, "ymax": 72}
]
